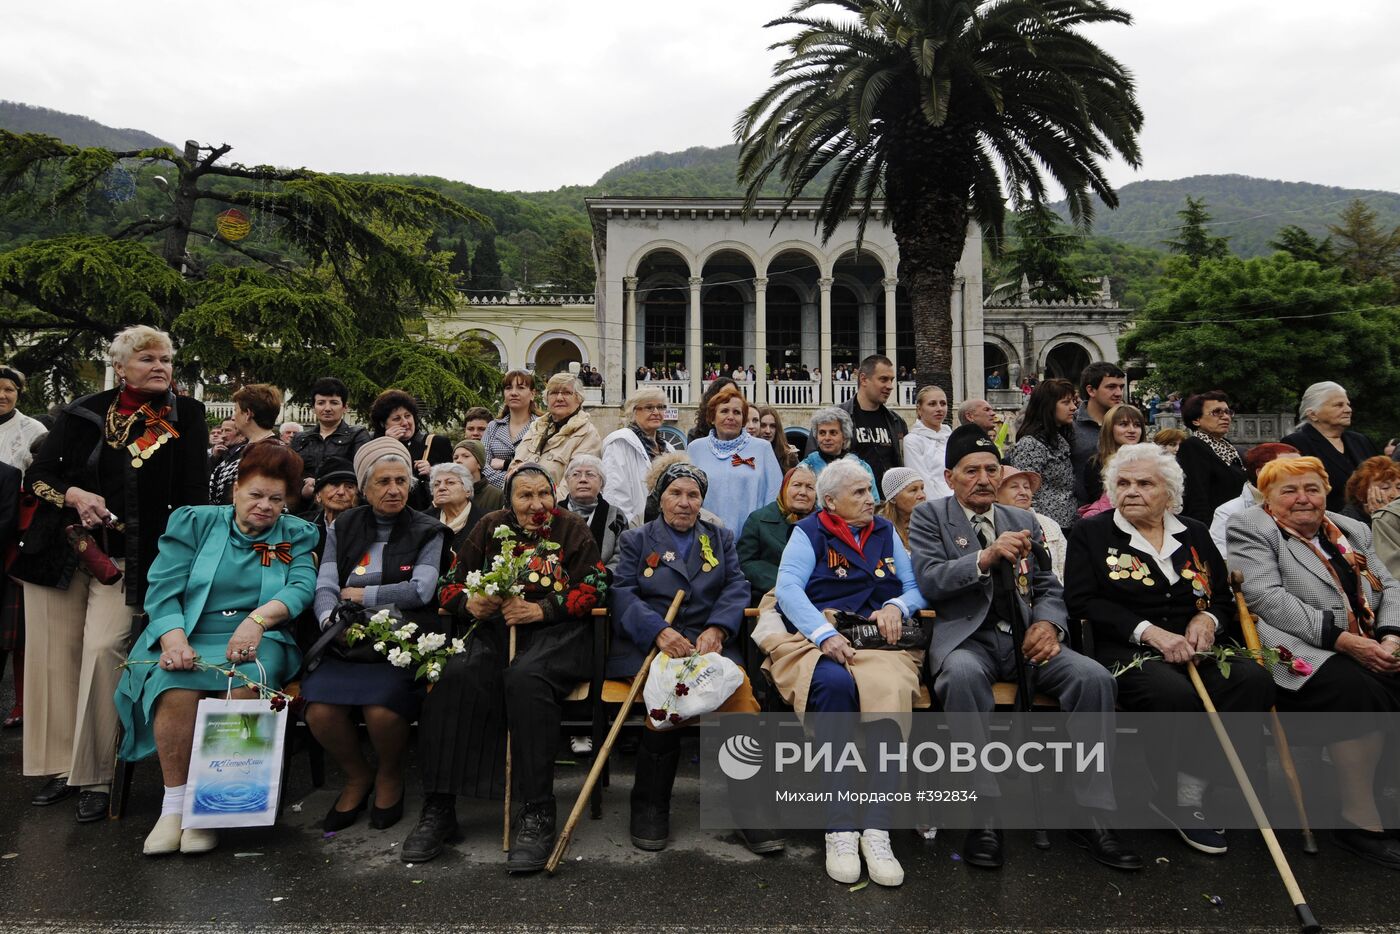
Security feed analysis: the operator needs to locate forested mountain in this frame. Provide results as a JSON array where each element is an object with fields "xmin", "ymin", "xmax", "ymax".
[{"xmin": 0, "ymin": 101, "xmax": 171, "ymax": 151}]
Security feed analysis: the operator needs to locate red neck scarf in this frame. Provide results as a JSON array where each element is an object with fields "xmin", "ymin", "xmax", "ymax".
[
  {"xmin": 818, "ymin": 510, "xmax": 875, "ymax": 558},
  {"xmin": 116, "ymin": 386, "xmax": 159, "ymax": 416}
]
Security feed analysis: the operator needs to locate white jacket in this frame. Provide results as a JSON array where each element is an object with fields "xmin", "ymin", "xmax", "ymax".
[
  {"xmin": 903, "ymin": 421, "xmax": 954, "ymax": 499},
  {"xmin": 601, "ymin": 427, "xmax": 675, "ymax": 525}
]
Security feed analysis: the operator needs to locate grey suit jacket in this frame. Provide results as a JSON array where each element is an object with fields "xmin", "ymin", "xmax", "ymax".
[
  {"xmin": 1228, "ymin": 504, "xmax": 1400, "ymax": 689},
  {"xmin": 907, "ymin": 496, "xmax": 1067, "ymax": 676}
]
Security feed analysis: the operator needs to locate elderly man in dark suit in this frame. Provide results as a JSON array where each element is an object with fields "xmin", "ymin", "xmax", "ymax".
[
  {"xmin": 607, "ymin": 462, "xmax": 782, "ymax": 857},
  {"xmin": 908, "ymin": 425, "xmax": 1138, "ymax": 871}
]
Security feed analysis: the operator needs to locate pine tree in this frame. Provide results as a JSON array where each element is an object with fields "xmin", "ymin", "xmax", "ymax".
[
  {"xmin": 448, "ymin": 236, "xmax": 471, "ymax": 286},
  {"xmin": 1268, "ymin": 225, "xmax": 1336, "ymax": 267},
  {"xmin": 468, "ymin": 232, "xmax": 504, "ymax": 293},
  {"xmin": 998, "ymin": 204, "xmax": 1088, "ymax": 301},
  {"xmin": 1162, "ymin": 196, "xmax": 1231, "ymax": 266},
  {"xmin": 1327, "ymin": 198, "xmax": 1400, "ymax": 284}
]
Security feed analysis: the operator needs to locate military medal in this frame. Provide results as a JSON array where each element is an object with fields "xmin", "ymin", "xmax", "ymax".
[
  {"xmin": 956, "ymin": 536, "xmax": 969, "ymax": 549},
  {"xmin": 698, "ymin": 534, "xmax": 718, "ymax": 573},
  {"xmin": 835, "ymin": 567, "xmax": 847, "ymax": 578},
  {"xmin": 874, "ymin": 567, "xmax": 886, "ymax": 578},
  {"xmin": 354, "ymin": 552, "xmax": 371, "ymax": 576},
  {"xmin": 663, "ymin": 551, "xmax": 676, "ymax": 563},
  {"xmin": 644, "ymin": 552, "xmax": 660, "ymax": 578}
]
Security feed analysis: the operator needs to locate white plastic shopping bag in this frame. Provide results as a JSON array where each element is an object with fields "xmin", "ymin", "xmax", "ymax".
[
  {"xmin": 642, "ymin": 651, "xmax": 744, "ymax": 730},
  {"xmin": 182, "ymin": 696, "xmax": 287, "ymax": 828}
]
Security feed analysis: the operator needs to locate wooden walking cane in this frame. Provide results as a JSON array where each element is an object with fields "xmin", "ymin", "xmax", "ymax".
[
  {"xmin": 1187, "ymin": 662, "xmax": 1321, "ymax": 934},
  {"xmin": 1229, "ymin": 569, "xmax": 1319, "ymax": 854},
  {"xmin": 503, "ymin": 625, "xmax": 517, "ymax": 852},
  {"xmin": 546, "ymin": 589, "xmax": 686, "ymax": 874}
]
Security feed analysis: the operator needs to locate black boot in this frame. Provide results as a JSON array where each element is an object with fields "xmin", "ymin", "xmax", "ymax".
[
  {"xmin": 630, "ymin": 732, "xmax": 681, "ymax": 851},
  {"xmin": 507, "ymin": 798, "xmax": 556, "ymax": 873},
  {"xmin": 400, "ymin": 794, "xmax": 458, "ymax": 863}
]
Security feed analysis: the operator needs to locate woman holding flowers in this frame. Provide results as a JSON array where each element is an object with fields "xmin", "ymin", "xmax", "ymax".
[
  {"xmin": 1229, "ymin": 456, "xmax": 1400, "ymax": 869},
  {"xmin": 402, "ymin": 463, "xmax": 607, "ymax": 872},
  {"xmin": 114, "ymin": 442, "xmax": 315, "ymax": 856},
  {"xmin": 300, "ymin": 437, "xmax": 450, "ymax": 834},
  {"xmin": 1064, "ymin": 443, "xmax": 1273, "ymax": 856}
]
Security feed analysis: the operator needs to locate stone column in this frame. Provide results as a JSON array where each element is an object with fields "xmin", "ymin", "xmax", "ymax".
[
  {"xmin": 858, "ymin": 298, "xmax": 876, "ymax": 361},
  {"xmin": 882, "ymin": 277, "xmax": 898, "ymax": 367},
  {"xmin": 623, "ymin": 276, "xmax": 639, "ymax": 400},
  {"xmin": 753, "ymin": 276, "xmax": 768, "ymax": 405},
  {"xmin": 818, "ymin": 276, "xmax": 834, "ymax": 404},
  {"xmin": 688, "ymin": 276, "xmax": 703, "ymax": 406}
]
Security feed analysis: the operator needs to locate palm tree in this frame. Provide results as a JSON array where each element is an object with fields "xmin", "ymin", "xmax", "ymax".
[{"xmin": 736, "ymin": 0, "xmax": 1143, "ymax": 391}]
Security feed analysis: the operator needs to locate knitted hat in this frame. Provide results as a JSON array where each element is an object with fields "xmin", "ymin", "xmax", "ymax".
[
  {"xmin": 881, "ymin": 466, "xmax": 922, "ymax": 501},
  {"xmin": 945, "ymin": 423, "xmax": 1000, "ymax": 470},
  {"xmin": 353, "ymin": 436, "xmax": 412, "ymax": 489},
  {"xmin": 314, "ymin": 455, "xmax": 357, "ymax": 493},
  {"xmin": 454, "ymin": 438, "xmax": 488, "ymax": 473}
]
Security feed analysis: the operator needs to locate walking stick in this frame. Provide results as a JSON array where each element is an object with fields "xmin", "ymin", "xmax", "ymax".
[
  {"xmin": 1186, "ymin": 662, "xmax": 1321, "ymax": 934},
  {"xmin": 546, "ymin": 589, "xmax": 686, "ymax": 874},
  {"xmin": 503, "ymin": 624, "xmax": 517, "ymax": 852},
  {"xmin": 1229, "ymin": 570, "xmax": 1318, "ymax": 854},
  {"xmin": 998, "ymin": 560, "xmax": 1051, "ymax": 849}
]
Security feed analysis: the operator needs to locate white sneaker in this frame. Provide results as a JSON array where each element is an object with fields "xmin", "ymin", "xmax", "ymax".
[
  {"xmin": 570, "ymin": 735, "xmax": 593, "ymax": 756},
  {"xmin": 180, "ymin": 827, "xmax": 219, "ymax": 854},
  {"xmin": 825, "ymin": 831, "xmax": 861, "ymax": 883},
  {"xmin": 143, "ymin": 813, "xmax": 183, "ymax": 856},
  {"xmin": 860, "ymin": 829, "xmax": 904, "ymax": 886}
]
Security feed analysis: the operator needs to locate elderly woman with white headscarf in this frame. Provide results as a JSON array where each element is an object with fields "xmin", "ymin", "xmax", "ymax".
[
  {"xmin": 510, "ymin": 372, "xmax": 602, "ymax": 487},
  {"xmin": 1281, "ymin": 381, "xmax": 1381, "ymax": 514},
  {"xmin": 601, "ymin": 386, "xmax": 677, "ymax": 524},
  {"xmin": 300, "ymin": 437, "xmax": 450, "ymax": 835},
  {"xmin": 559, "ymin": 453, "xmax": 632, "ymax": 569}
]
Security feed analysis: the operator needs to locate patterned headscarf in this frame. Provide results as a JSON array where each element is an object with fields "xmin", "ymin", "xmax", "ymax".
[
  {"xmin": 653, "ymin": 461, "xmax": 709, "ymax": 500},
  {"xmin": 504, "ymin": 462, "xmax": 555, "ymax": 503},
  {"xmin": 777, "ymin": 464, "xmax": 817, "ymax": 524}
]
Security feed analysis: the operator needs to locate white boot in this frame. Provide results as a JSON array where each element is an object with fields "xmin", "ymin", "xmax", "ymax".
[
  {"xmin": 824, "ymin": 831, "xmax": 861, "ymax": 883},
  {"xmin": 142, "ymin": 813, "xmax": 183, "ymax": 856},
  {"xmin": 860, "ymin": 829, "xmax": 904, "ymax": 886},
  {"xmin": 180, "ymin": 827, "xmax": 219, "ymax": 854}
]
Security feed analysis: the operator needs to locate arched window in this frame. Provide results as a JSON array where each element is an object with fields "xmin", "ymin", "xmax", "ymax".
[{"xmin": 642, "ymin": 287, "xmax": 686, "ymax": 370}]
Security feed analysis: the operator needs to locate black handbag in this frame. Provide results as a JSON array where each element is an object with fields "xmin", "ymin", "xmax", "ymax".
[
  {"xmin": 302, "ymin": 600, "xmax": 400, "ymax": 672},
  {"xmin": 829, "ymin": 609, "xmax": 931, "ymax": 651},
  {"xmin": 9, "ymin": 501, "xmax": 79, "ymax": 588}
]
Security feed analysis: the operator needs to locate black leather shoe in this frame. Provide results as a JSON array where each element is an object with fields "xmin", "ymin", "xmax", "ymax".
[
  {"xmin": 630, "ymin": 737, "xmax": 680, "ymax": 851},
  {"xmin": 1069, "ymin": 815, "xmax": 1144, "ymax": 871},
  {"xmin": 1333, "ymin": 826, "xmax": 1400, "ymax": 870},
  {"xmin": 75, "ymin": 790, "xmax": 108, "ymax": 823},
  {"xmin": 961, "ymin": 824, "xmax": 1004, "ymax": 869},
  {"xmin": 507, "ymin": 799, "xmax": 556, "ymax": 874},
  {"xmin": 323, "ymin": 789, "xmax": 371, "ymax": 832},
  {"xmin": 737, "ymin": 828, "xmax": 786, "ymax": 854},
  {"xmin": 630, "ymin": 801, "xmax": 669, "ymax": 851},
  {"xmin": 400, "ymin": 796, "xmax": 458, "ymax": 863},
  {"xmin": 31, "ymin": 777, "xmax": 76, "ymax": 807},
  {"xmin": 369, "ymin": 795, "xmax": 405, "ymax": 830}
]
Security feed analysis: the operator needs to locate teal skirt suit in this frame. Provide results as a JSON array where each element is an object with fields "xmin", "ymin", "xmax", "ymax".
[{"xmin": 114, "ymin": 506, "xmax": 318, "ymax": 761}]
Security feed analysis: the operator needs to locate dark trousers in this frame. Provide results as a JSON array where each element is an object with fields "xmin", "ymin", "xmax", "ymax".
[
  {"xmin": 505, "ymin": 657, "xmax": 565, "ymax": 804},
  {"xmin": 808, "ymin": 657, "xmax": 901, "ymax": 831}
]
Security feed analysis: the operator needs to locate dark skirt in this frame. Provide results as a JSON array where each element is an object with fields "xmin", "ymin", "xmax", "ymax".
[
  {"xmin": 1276, "ymin": 653, "xmax": 1400, "ymax": 743},
  {"xmin": 299, "ymin": 657, "xmax": 423, "ymax": 722},
  {"xmin": 417, "ymin": 615, "xmax": 591, "ymax": 800},
  {"xmin": 0, "ymin": 574, "xmax": 21, "ymax": 652}
]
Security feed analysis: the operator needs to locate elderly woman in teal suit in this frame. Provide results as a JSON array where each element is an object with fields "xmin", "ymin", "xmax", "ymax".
[
  {"xmin": 605, "ymin": 462, "xmax": 781, "ymax": 856},
  {"xmin": 114, "ymin": 444, "xmax": 316, "ymax": 857}
]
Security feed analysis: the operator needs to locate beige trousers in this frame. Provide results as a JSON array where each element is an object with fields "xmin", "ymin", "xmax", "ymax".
[{"xmin": 22, "ymin": 564, "xmax": 131, "ymax": 787}]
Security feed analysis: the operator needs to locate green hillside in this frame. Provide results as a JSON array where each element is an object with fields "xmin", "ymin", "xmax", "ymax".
[{"xmin": 0, "ymin": 101, "xmax": 171, "ymax": 151}]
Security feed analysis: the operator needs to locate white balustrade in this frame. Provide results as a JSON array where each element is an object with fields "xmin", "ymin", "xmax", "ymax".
[
  {"xmin": 701, "ymin": 379, "xmax": 754, "ymax": 402},
  {"xmin": 898, "ymin": 382, "xmax": 917, "ymax": 406},
  {"xmin": 769, "ymin": 381, "xmax": 816, "ymax": 406},
  {"xmin": 647, "ymin": 380, "xmax": 689, "ymax": 405},
  {"xmin": 834, "ymin": 380, "xmax": 856, "ymax": 404}
]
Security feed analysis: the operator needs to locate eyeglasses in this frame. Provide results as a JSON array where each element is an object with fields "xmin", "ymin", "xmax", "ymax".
[
  {"xmin": 635, "ymin": 404, "xmax": 667, "ymax": 412},
  {"xmin": 1204, "ymin": 407, "xmax": 1234, "ymax": 418}
]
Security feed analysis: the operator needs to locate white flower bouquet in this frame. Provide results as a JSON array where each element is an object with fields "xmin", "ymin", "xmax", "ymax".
[
  {"xmin": 344, "ymin": 607, "xmax": 467, "ymax": 683},
  {"xmin": 460, "ymin": 523, "xmax": 561, "ymax": 600}
]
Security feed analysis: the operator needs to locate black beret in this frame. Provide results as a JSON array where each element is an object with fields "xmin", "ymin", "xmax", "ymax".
[
  {"xmin": 314, "ymin": 456, "xmax": 357, "ymax": 492},
  {"xmin": 945, "ymin": 423, "xmax": 1000, "ymax": 470}
]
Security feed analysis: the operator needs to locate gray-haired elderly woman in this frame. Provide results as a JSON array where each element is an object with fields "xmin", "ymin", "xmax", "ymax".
[
  {"xmin": 510, "ymin": 371, "xmax": 602, "ymax": 487},
  {"xmin": 800, "ymin": 406, "xmax": 880, "ymax": 502},
  {"xmin": 18, "ymin": 324, "xmax": 208, "ymax": 822},
  {"xmin": 430, "ymin": 461, "xmax": 480, "ymax": 552},
  {"xmin": 300, "ymin": 436, "xmax": 450, "ymax": 834},
  {"xmin": 1064, "ymin": 443, "xmax": 1274, "ymax": 854},
  {"xmin": 601, "ymin": 386, "xmax": 676, "ymax": 524},
  {"xmin": 560, "ymin": 453, "xmax": 632, "ymax": 569},
  {"xmin": 1281, "ymin": 381, "xmax": 1381, "ymax": 513}
]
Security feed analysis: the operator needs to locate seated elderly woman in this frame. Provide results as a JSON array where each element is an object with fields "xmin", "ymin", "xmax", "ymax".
[
  {"xmin": 299, "ymin": 438, "xmax": 449, "ymax": 834},
  {"xmin": 114, "ymin": 443, "xmax": 316, "ymax": 856},
  {"xmin": 1229, "ymin": 456, "xmax": 1400, "ymax": 868},
  {"xmin": 738, "ymin": 464, "xmax": 818, "ymax": 598},
  {"xmin": 430, "ymin": 462, "xmax": 482, "ymax": 553},
  {"xmin": 761, "ymin": 458, "xmax": 927, "ymax": 888},
  {"xmin": 993, "ymin": 465, "xmax": 1067, "ymax": 582},
  {"xmin": 1065, "ymin": 443, "xmax": 1275, "ymax": 856},
  {"xmin": 607, "ymin": 462, "xmax": 780, "ymax": 856},
  {"xmin": 510, "ymin": 372, "xmax": 603, "ymax": 487},
  {"xmin": 1339, "ymin": 455, "xmax": 1400, "ymax": 527},
  {"xmin": 876, "ymin": 467, "xmax": 925, "ymax": 549},
  {"xmin": 404, "ymin": 464, "xmax": 607, "ymax": 872},
  {"xmin": 451, "ymin": 439, "xmax": 504, "ymax": 514},
  {"xmin": 800, "ymin": 406, "xmax": 879, "ymax": 501},
  {"xmin": 558, "ymin": 453, "xmax": 631, "ymax": 569}
]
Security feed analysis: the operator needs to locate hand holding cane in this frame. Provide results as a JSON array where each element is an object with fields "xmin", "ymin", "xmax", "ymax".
[
  {"xmin": 547, "ymin": 589, "xmax": 686, "ymax": 874},
  {"xmin": 503, "ymin": 624, "xmax": 517, "ymax": 852},
  {"xmin": 1186, "ymin": 661, "xmax": 1321, "ymax": 934},
  {"xmin": 1229, "ymin": 569, "xmax": 1317, "ymax": 854}
]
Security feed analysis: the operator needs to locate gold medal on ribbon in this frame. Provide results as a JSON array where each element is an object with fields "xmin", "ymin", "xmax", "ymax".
[{"xmin": 354, "ymin": 566, "xmax": 366, "ymax": 576}]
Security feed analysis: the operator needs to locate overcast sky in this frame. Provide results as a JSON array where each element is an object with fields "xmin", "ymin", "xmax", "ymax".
[{"xmin": 5, "ymin": 0, "xmax": 1398, "ymax": 195}]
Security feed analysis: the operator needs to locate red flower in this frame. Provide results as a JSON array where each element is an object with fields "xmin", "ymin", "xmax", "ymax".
[
  {"xmin": 268, "ymin": 694, "xmax": 288, "ymax": 712},
  {"xmin": 565, "ymin": 583, "xmax": 599, "ymax": 615},
  {"xmin": 649, "ymin": 708, "xmax": 667, "ymax": 722},
  {"xmin": 1275, "ymin": 645, "xmax": 1294, "ymax": 662},
  {"xmin": 674, "ymin": 683, "xmax": 690, "ymax": 696},
  {"xmin": 668, "ymin": 713, "xmax": 683, "ymax": 724}
]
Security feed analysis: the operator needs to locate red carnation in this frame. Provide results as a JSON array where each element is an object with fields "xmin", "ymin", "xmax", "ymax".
[
  {"xmin": 668, "ymin": 713, "xmax": 683, "ymax": 724},
  {"xmin": 269, "ymin": 694, "xmax": 288, "ymax": 712},
  {"xmin": 675, "ymin": 683, "xmax": 689, "ymax": 696},
  {"xmin": 649, "ymin": 708, "xmax": 668, "ymax": 722},
  {"xmin": 566, "ymin": 583, "xmax": 599, "ymax": 615}
]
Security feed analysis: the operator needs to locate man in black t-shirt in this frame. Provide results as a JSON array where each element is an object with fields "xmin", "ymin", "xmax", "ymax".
[{"xmin": 805, "ymin": 354, "xmax": 907, "ymax": 486}]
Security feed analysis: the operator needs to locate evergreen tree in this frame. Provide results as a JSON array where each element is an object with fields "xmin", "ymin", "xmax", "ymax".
[
  {"xmin": 1328, "ymin": 198, "xmax": 1400, "ymax": 284},
  {"xmin": 448, "ymin": 236, "xmax": 471, "ymax": 285},
  {"xmin": 1268, "ymin": 224, "xmax": 1336, "ymax": 267},
  {"xmin": 468, "ymin": 232, "xmax": 504, "ymax": 293},
  {"xmin": 998, "ymin": 204, "xmax": 1088, "ymax": 301},
  {"xmin": 1162, "ymin": 196, "xmax": 1230, "ymax": 266}
]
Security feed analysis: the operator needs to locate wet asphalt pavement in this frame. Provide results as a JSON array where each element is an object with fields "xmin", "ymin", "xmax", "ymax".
[{"xmin": 0, "ymin": 672, "xmax": 1395, "ymax": 934}]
